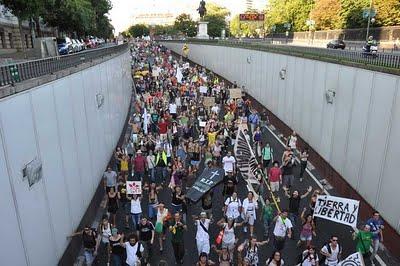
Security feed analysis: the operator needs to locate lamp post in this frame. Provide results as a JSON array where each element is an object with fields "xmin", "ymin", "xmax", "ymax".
[
  {"xmin": 284, "ymin": 23, "xmax": 291, "ymax": 44},
  {"xmin": 271, "ymin": 25, "xmax": 276, "ymax": 44},
  {"xmin": 365, "ymin": 0, "xmax": 376, "ymax": 41}
]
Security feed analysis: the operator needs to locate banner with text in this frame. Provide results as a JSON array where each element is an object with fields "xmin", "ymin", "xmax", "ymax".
[
  {"xmin": 186, "ymin": 168, "xmax": 225, "ymax": 202},
  {"xmin": 313, "ymin": 195, "xmax": 359, "ymax": 227}
]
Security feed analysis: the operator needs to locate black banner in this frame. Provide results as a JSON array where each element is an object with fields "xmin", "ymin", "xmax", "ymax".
[
  {"xmin": 234, "ymin": 128, "xmax": 258, "ymax": 180},
  {"xmin": 186, "ymin": 168, "xmax": 225, "ymax": 202}
]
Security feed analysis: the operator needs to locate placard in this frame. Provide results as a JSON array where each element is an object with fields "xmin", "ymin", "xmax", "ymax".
[
  {"xmin": 199, "ymin": 121, "xmax": 206, "ymax": 127},
  {"xmin": 229, "ymin": 88, "xmax": 242, "ymax": 99},
  {"xmin": 186, "ymin": 168, "xmax": 225, "ymax": 202},
  {"xmin": 126, "ymin": 181, "xmax": 142, "ymax": 195},
  {"xmin": 199, "ymin": 86, "xmax": 208, "ymax": 94},
  {"xmin": 313, "ymin": 195, "xmax": 359, "ymax": 227},
  {"xmin": 203, "ymin": 97, "xmax": 215, "ymax": 107},
  {"xmin": 239, "ymin": 13, "xmax": 265, "ymax": 21}
]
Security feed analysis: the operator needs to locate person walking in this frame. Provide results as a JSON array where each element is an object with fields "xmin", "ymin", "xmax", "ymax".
[
  {"xmin": 194, "ymin": 212, "xmax": 212, "ymax": 255},
  {"xmin": 268, "ymin": 161, "xmax": 282, "ymax": 195},
  {"xmin": 169, "ymin": 212, "xmax": 187, "ymax": 265},
  {"xmin": 107, "ymin": 187, "xmax": 119, "ymax": 226},
  {"xmin": 68, "ymin": 225, "xmax": 99, "ymax": 266},
  {"xmin": 283, "ymin": 186, "xmax": 312, "ymax": 226},
  {"xmin": 104, "ymin": 167, "xmax": 117, "ymax": 193},
  {"xmin": 117, "ymin": 178, "xmax": 131, "ymax": 228},
  {"xmin": 133, "ymin": 150, "xmax": 147, "ymax": 181},
  {"xmin": 298, "ymin": 208, "xmax": 317, "ymax": 248},
  {"xmin": 130, "ymin": 194, "xmax": 142, "ymax": 233},
  {"xmin": 353, "ymin": 224, "xmax": 379, "ymax": 264},
  {"xmin": 237, "ymin": 237, "xmax": 269, "ymax": 266},
  {"xmin": 261, "ymin": 142, "xmax": 274, "ymax": 172},
  {"xmin": 272, "ymin": 210, "xmax": 293, "ymax": 251},
  {"xmin": 320, "ymin": 235, "xmax": 342, "ymax": 266},
  {"xmin": 120, "ymin": 234, "xmax": 144, "ymax": 266},
  {"xmin": 366, "ymin": 211, "xmax": 384, "ymax": 263},
  {"xmin": 242, "ymin": 191, "xmax": 258, "ymax": 236},
  {"xmin": 109, "ymin": 228, "xmax": 124, "ymax": 266},
  {"xmin": 224, "ymin": 192, "xmax": 242, "ymax": 221},
  {"xmin": 299, "ymin": 148, "xmax": 309, "ymax": 182},
  {"xmin": 138, "ymin": 216, "xmax": 155, "ymax": 265},
  {"xmin": 265, "ymin": 251, "xmax": 285, "ymax": 266},
  {"xmin": 262, "ymin": 197, "xmax": 275, "ymax": 240}
]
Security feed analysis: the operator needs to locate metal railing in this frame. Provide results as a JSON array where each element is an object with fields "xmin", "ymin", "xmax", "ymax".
[
  {"xmin": 161, "ymin": 39, "xmax": 400, "ymax": 73},
  {"xmin": 0, "ymin": 43, "xmax": 129, "ymax": 87}
]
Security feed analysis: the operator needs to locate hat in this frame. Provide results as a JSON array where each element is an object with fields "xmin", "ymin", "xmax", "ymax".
[
  {"xmin": 111, "ymin": 228, "xmax": 118, "ymax": 235},
  {"xmin": 137, "ymin": 150, "xmax": 142, "ymax": 154},
  {"xmin": 200, "ymin": 212, "xmax": 207, "ymax": 217}
]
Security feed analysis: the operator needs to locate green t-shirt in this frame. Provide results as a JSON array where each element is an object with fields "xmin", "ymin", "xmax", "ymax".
[
  {"xmin": 169, "ymin": 221, "xmax": 185, "ymax": 243},
  {"xmin": 180, "ymin": 116, "xmax": 189, "ymax": 126},
  {"xmin": 262, "ymin": 205, "xmax": 274, "ymax": 222},
  {"xmin": 262, "ymin": 147, "xmax": 273, "ymax": 160},
  {"xmin": 356, "ymin": 231, "xmax": 373, "ymax": 254}
]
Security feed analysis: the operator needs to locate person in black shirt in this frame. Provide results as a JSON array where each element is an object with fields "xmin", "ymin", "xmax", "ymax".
[
  {"xmin": 117, "ymin": 179, "xmax": 130, "ymax": 228},
  {"xmin": 109, "ymin": 228, "xmax": 125, "ymax": 266},
  {"xmin": 223, "ymin": 171, "xmax": 237, "ymax": 198},
  {"xmin": 138, "ymin": 216, "xmax": 155, "ymax": 265},
  {"xmin": 283, "ymin": 186, "xmax": 312, "ymax": 226},
  {"xmin": 281, "ymin": 155, "xmax": 296, "ymax": 190},
  {"xmin": 69, "ymin": 225, "xmax": 99, "ymax": 266}
]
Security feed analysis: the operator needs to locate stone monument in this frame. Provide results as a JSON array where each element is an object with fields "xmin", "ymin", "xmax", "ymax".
[{"xmin": 196, "ymin": 0, "xmax": 209, "ymax": 39}]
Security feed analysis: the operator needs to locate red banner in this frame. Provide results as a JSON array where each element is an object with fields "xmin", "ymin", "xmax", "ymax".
[{"xmin": 239, "ymin": 13, "xmax": 265, "ymax": 21}]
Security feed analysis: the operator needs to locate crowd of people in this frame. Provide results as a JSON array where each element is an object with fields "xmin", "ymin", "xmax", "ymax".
[{"xmin": 70, "ymin": 40, "xmax": 385, "ymax": 266}]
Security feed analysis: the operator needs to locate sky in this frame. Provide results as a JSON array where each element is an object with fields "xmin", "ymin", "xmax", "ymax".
[{"xmin": 109, "ymin": 0, "xmax": 267, "ymax": 33}]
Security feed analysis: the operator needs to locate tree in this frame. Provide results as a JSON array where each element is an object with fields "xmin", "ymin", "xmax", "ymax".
[
  {"xmin": 128, "ymin": 24, "xmax": 149, "ymax": 38},
  {"xmin": 174, "ymin": 14, "xmax": 197, "ymax": 37},
  {"xmin": 310, "ymin": 0, "xmax": 343, "ymax": 30},
  {"xmin": 230, "ymin": 14, "xmax": 260, "ymax": 37},
  {"xmin": 206, "ymin": 2, "xmax": 230, "ymax": 17},
  {"xmin": 373, "ymin": 0, "xmax": 400, "ymax": 26},
  {"xmin": 203, "ymin": 2, "xmax": 229, "ymax": 38},
  {"xmin": 339, "ymin": 0, "xmax": 369, "ymax": 29}
]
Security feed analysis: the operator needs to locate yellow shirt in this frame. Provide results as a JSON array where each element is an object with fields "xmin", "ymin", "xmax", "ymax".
[
  {"xmin": 208, "ymin": 132, "xmax": 217, "ymax": 145},
  {"xmin": 121, "ymin": 159, "xmax": 129, "ymax": 171}
]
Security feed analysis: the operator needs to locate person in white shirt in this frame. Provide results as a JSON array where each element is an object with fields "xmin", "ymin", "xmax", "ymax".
[
  {"xmin": 287, "ymin": 131, "xmax": 298, "ymax": 151},
  {"xmin": 211, "ymin": 105, "xmax": 219, "ymax": 114},
  {"xmin": 272, "ymin": 210, "xmax": 293, "ymax": 251},
  {"xmin": 169, "ymin": 102, "xmax": 177, "ymax": 119},
  {"xmin": 224, "ymin": 192, "xmax": 242, "ymax": 220},
  {"xmin": 320, "ymin": 236, "xmax": 342, "ymax": 266},
  {"xmin": 120, "ymin": 234, "xmax": 144, "ymax": 266},
  {"xmin": 146, "ymin": 150, "xmax": 156, "ymax": 183},
  {"xmin": 222, "ymin": 151, "xmax": 236, "ymax": 175},
  {"xmin": 301, "ymin": 246, "xmax": 319, "ymax": 266},
  {"xmin": 242, "ymin": 191, "xmax": 258, "ymax": 236},
  {"xmin": 194, "ymin": 212, "xmax": 211, "ymax": 255}
]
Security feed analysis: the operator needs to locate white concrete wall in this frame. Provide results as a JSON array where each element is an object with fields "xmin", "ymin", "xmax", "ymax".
[
  {"xmin": 163, "ymin": 42, "xmax": 400, "ymax": 234},
  {"xmin": 0, "ymin": 51, "xmax": 132, "ymax": 266}
]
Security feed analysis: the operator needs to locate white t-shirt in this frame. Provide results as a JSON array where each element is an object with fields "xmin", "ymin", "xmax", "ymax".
[
  {"xmin": 211, "ymin": 105, "xmax": 219, "ymax": 114},
  {"xmin": 125, "ymin": 242, "xmax": 144, "ymax": 266},
  {"xmin": 288, "ymin": 135, "xmax": 297, "ymax": 150},
  {"xmin": 242, "ymin": 198, "xmax": 258, "ymax": 219},
  {"xmin": 222, "ymin": 223, "xmax": 237, "ymax": 244},
  {"xmin": 301, "ymin": 250, "xmax": 319, "ymax": 266},
  {"xmin": 273, "ymin": 216, "xmax": 293, "ymax": 237},
  {"xmin": 169, "ymin": 103, "xmax": 177, "ymax": 114},
  {"xmin": 222, "ymin": 156, "xmax": 236, "ymax": 173},
  {"xmin": 224, "ymin": 197, "xmax": 241, "ymax": 219},
  {"xmin": 130, "ymin": 198, "xmax": 142, "ymax": 214},
  {"xmin": 147, "ymin": 155, "xmax": 155, "ymax": 169},
  {"xmin": 321, "ymin": 244, "xmax": 340, "ymax": 266},
  {"xmin": 196, "ymin": 219, "xmax": 210, "ymax": 240}
]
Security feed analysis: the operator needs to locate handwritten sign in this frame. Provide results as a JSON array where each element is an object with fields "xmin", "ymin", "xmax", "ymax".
[
  {"xmin": 203, "ymin": 97, "xmax": 215, "ymax": 107},
  {"xmin": 229, "ymin": 89, "xmax": 242, "ymax": 99},
  {"xmin": 126, "ymin": 181, "xmax": 142, "ymax": 195},
  {"xmin": 199, "ymin": 86, "xmax": 208, "ymax": 94},
  {"xmin": 313, "ymin": 195, "xmax": 359, "ymax": 227}
]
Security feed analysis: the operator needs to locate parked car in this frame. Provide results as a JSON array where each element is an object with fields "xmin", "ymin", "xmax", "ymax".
[
  {"xmin": 70, "ymin": 39, "xmax": 80, "ymax": 53},
  {"xmin": 57, "ymin": 37, "xmax": 72, "ymax": 55},
  {"xmin": 327, "ymin": 39, "xmax": 346, "ymax": 49}
]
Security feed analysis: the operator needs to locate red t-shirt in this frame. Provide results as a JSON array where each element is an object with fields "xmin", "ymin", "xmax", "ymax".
[
  {"xmin": 133, "ymin": 155, "xmax": 146, "ymax": 172},
  {"xmin": 268, "ymin": 167, "xmax": 282, "ymax": 182},
  {"xmin": 158, "ymin": 122, "xmax": 168, "ymax": 134}
]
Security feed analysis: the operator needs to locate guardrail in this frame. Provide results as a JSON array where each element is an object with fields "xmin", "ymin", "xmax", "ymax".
[
  {"xmin": 0, "ymin": 43, "xmax": 129, "ymax": 87},
  {"xmin": 161, "ymin": 39, "xmax": 400, "ymax": 74}
]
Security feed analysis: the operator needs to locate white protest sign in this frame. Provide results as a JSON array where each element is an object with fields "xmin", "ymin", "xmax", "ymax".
[
  {"xmin": 126, "ymin": 181, "xmax": 142, "ymax": 195},
  {"xmin": 199, "ymin": 121, "xmax": 206, "ymax": 127},
  {"xmin": 313, "ymin": 195, "xmax": 359, "ymax": 227},
  {"xmin": 199, "ymin": 86, "xmax": 208, "ymax": 94},
  {"xmin": 337, "ymin": 252, "xmax": 365, "ymax": 266}
]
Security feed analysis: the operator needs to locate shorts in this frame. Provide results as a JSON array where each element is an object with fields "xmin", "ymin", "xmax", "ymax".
[
  {"xmin": 191, "ymin": 160, "xmax": 200, "ymax": 167},
  {"xmin": 283, "ymin": 175, "xmax": 294, "ymax": 188},
  {"xmin": 263, "ymin": 159, "xmax": 271, "ymax": 168},
  {"xmin": 245, "ymin": 213, "xmax": 255, "ymax": 225},
  {"xmin": 160, "ymin": 133, "xmax": 167, "ymax": 140},
  {"xmin": 270, "ymin": 181, "xmax": 279, "ymax": 192},
  {"xmin": 300, "ymin": 235, "xmax": 312, "ymax": 241}
]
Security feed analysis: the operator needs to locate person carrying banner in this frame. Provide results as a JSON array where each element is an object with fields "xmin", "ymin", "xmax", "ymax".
[
  {"xmin": 353, "ymin": 224, "xmax": 379, "ymax": 263},
  {"xmin": 194, "ymin": 212, "xmax": 212, "ymax": 255},
  {"xmin": 320, "ymin": 235, "xmax": 342, "ymax": 265},
  {"xmin": 272, "ymin": 210, "xmax": 293, "ymax": 251}
]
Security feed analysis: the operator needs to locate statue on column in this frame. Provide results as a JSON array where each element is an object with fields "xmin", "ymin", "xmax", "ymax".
[{"xmin": 197, "ymin": 0, "xmax": 207, "ymax": 20}]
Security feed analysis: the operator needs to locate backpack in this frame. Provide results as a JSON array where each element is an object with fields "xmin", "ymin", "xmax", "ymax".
[
  {"xmin": 136, "ymin": 242, "xmax": 142, "ymax": 258},
  {"xmin": 320, "ymin": 243, "xmax": 341, "ymax": 265}
]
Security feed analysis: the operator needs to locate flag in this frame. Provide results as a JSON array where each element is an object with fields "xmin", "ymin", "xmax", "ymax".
[
  {"xmin": 186, "ymin": 168, "xmax": 225, "ymax": 202},
  {"xmin": 176, "ymin": 67, "xmax": 183, "ymax": 84},
  {"xmin": 143, "ymin": 107, "xmax": 148, "ymax": 135},
  {"xmin": 234, "ymin": 128, "xmax": 258, "ymax": 180},
  {"xmin": 337, "ymin": 252, "xmax": 365, "ymax": 266}
]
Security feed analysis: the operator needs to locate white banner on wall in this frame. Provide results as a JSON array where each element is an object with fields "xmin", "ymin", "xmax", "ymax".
[{"xmin": 313, "ymin": 195, "xmax": 359, "ymax": 227}]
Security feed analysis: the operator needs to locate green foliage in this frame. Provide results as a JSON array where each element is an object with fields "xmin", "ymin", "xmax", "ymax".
[
  {"xmin": 174, "ymin": 14, "xmax": 197, "ymax": 37},
  {"xmin": 153, "ymin": 25, "xmax": 178, "ymax": 36},
  {"xmin": 128, "ymin": 24, "xmax": 150, "ymax": 38},
  {"xmin": 374, "ymin": 0, "xmax": 400, "ymax": 26},
  {"xmin": 339, "ymin": 0, "xmax": 369, "ymax": 29},
  {"xmin": 0, "ymin": 0, "xmax": 45, "ymax": 20},
  {"xmin": 230, "ymin": 14, "xmax": 261, "ymax": 38},
  {"xmin": 206, "ymin": 2, "xmax": 230, "ymax": 17},
  {"xmin": 203, "ymin": 2, "xmax": 229, "ymax": 38}
]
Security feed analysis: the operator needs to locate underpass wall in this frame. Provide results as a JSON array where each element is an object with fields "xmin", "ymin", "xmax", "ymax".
[
  {"xmin": 0, "ymin": 51, "xmax": 132, "ymax": 266},
  {"xmin": 163, "ymin": 42, "xmax": 400, "ymax": 237}
]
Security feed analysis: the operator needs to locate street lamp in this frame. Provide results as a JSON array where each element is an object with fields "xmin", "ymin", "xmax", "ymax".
[
  {"xmin": 284, "ymin": 23, "xmax": 291, "ymax": 44},
  {"xmin": 271, "ymin": 25, "xmax": 276, "ymax": 44},
  {"xmin": 364, "ymin": 0, "xmax": 376, "ymax": 41}
]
